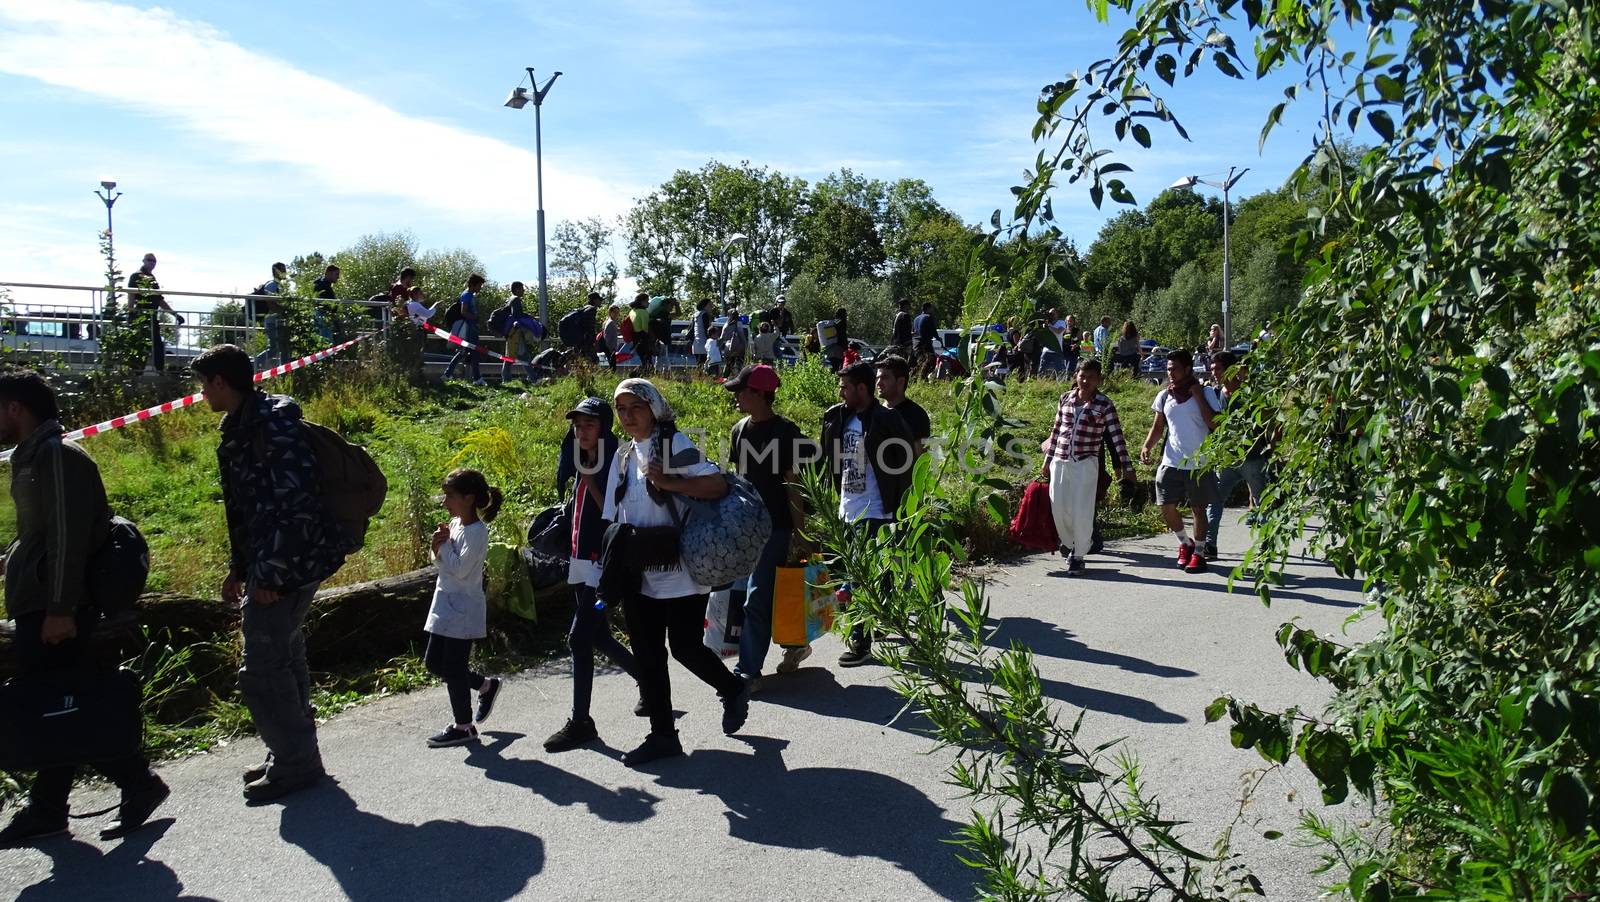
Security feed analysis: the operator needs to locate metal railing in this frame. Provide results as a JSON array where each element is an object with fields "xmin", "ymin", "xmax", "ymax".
[{"xmin": 0, "ymin": 281, "xmax": 389, "ymax": 372}]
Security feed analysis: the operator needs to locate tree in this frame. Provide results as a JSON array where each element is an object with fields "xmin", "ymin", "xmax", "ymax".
[
  {"xmin": 1014, "ymin": 0, "xmax": 1600, "ymax": 895},
  {"xmin": 551, "ymin": 216, "xmax": 618, "ymax": 300},
  {"xmin": 795, "ymin": 168, "xmax": 887, "ymax": 282}
]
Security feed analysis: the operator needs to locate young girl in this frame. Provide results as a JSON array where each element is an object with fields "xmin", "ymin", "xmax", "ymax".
[
  {"xmin": 423, "ymin": 468, "xmax": 504, "ymax": 747},
  {"xmin": 704, "ymin": 324, "xmax": 725, "ymax": 376}
]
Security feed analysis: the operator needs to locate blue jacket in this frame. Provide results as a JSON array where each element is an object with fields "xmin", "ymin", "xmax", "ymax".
[{"xmin": 217, "ymin": 392, "xmax": 346, "ymax": 591}]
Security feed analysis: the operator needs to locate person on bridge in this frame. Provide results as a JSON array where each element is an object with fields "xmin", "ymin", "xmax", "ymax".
[
  {"xmin": 544, "ymin": 398, "xmax": 640, "ymax": 753},
  {"xmin": 127, "ymin": 252, "xmax": 180, "ymax": 373},
  {"xmin": 1039, "ymin": 359, "xmax": 1136, "ymax": 575},
  {"xmin": 442, "ymin": 274, "xmax": 486, "ymax": 385},
  {"xmin": 250, "ymin": 262, "xmax": 290, "ymax": 370},
  {"xmin": 1141, "ymin": 349, "xmax": 1222, "ymax": 574},
  {"xmin": 0, "ymin": 372, "xmax": 169, "ymax": 847},
  {"xmin": 312, "ymin": 264, "xmax": 339, "ymax": 343},
  {"xmin": 820, "ymin": 361, "xmax": 915, "ymax": 667},
  {"xmin": 601, "ymin": 378, "xmax": 750, "ymax": 766},
  {"xmin": 194, "ymin": 345, "xmax": 347, "ymax": 803},
  {"xmin": 421, "ymin": 468, "xmax": 504, "ymax": 748}
]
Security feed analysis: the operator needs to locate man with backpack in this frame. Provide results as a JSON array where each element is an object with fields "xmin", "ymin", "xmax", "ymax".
[
  {"xmin": 558, "ymin": 293, "xmax": 600, "ymax": 362},
  {"xmin": 0, "ymin": 372, "xmax": 169, "ymax": 846},
  {"xmin": 442, "ymin": 274, "xmax": 486, "ymax": 385},
  {"xmin": 193, "ymin": 345, "xmax": 351, "ymax": 803},
  {"xmin": 250, "ymin": 262, "xmax": 290, "ymax": 370}
]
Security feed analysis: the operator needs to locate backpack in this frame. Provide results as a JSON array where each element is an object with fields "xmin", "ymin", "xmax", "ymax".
[
  {"xmin": 487, "ymin": 303, "xmax": 512, "ymax": 335},
  {"xmin": 257, "ymin": 422, "xmax": 388, "ymax": 555},
  {"xmin": 558, "ymin": 307, "xmax": 591, "ymax": 347},
  {"xmin": 444, "ymin": 299, "xmax": 463, "ymax": 327},
  {"xmin": 521, "ymin": 505, "xmax": 571, "ymax": 589},
  {"xmin": 302, "ymin": 422, "xmax": 388, "ymax": 555},
  {"xmin": 87, "ymin": 515, "xmax": 149, "ymax": 629}
]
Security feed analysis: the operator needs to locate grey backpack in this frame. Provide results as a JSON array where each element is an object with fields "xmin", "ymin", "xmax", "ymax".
[{"xmin": 625, "ymin": 435, "xmax": 772, "ymax": 590}]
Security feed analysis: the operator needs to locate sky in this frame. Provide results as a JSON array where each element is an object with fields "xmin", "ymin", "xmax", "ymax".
[{"xmin": 0, "ymin": 0, "xmax": 1338, "ymax": 310}]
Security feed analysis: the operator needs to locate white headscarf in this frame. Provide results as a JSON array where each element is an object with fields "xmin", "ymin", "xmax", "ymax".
[{"xmin": 614, "ymin": 378, "xmax": 674, "ymax": 423}]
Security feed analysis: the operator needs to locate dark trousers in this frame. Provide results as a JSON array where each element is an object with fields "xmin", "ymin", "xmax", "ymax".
[
  {"xmin": 568, "ymin": 584, "xmax": 639, "ymax": 720},
  {"xmin": 240, "ymin": 582, "xmax": 323, "ymax": 780},
  {"xmin": 424, "ymin": 633, "xmax": 485, "ymax": 725},
  {"xmin": 848, "ymin": 518, "xmax": 892, "ymax": 647},
  {"xmin": 14, "ymin": 611, "xmax": 155, "ymax": 817},
  {"xmin": 622, "ymin": 592, "xmax": 742, "ymax": 735}
]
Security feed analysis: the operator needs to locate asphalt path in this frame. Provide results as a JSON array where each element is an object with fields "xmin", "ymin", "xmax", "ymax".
[{"xmin": 0, "ymin": 519, "xmax": 1377, "ymax": 901}]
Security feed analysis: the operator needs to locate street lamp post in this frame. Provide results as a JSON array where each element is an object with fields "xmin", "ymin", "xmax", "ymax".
[
  {"xmin": 1171, "ymin": 167, "xmax": 1248, "ymax": 348},
  {"xmin": 718, "ymin": 233, "xmax": 748, "ymax": 312},
  {"xmin": 504, "ymin": 67, "xmax": 563, "ymax": 327},
  {"xmin": 95, "ymin": 179, "xmax": 122, "ymax": 308}
]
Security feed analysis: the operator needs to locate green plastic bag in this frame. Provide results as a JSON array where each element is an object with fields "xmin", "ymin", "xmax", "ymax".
[{"xmin": 486, "ymin": 541, "xmax": 537, "ymax": 623}]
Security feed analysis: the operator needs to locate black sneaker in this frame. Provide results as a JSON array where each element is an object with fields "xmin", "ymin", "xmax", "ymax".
[
  {"xmin": 475, "ymin": 678, "xmax": 502, "ymax": 724},
  {"xmin": 242, "ymin": 769, "xmax": 325, "ymax": 805},
  {"xmin": 1088, "ymin": 530, "xmax": 1105, "ymax": 556},
  {"xmin": 1203, "ymin": 542, "xmax": 1218, "ymax": 562},
  {"xmin": 634, "ymin": 694, "xmax": 649, "ymax": 717},
  {"xmin": 1067, "ymin": 557, "xmax": 1087, "ymax": 575},
  {"xmin": 622, "ymin": 731, "xmax": 683, "ymax": 767},
  {"xmin": 0, "ymin": 807, "xmax": 68, "ymax": 848},
  {"xmin": 427, "ymin": 725, "xmax": 479, "ymax": 748},
  {"xmin": 100, "ymin": 776, "xmax": 171, "ymax": 840},
  {"xmin": 543, "ymin": 717, "xmax": 599, "ymax": 753},
  {"xmin": 721, "ymin": 682, "xmax": 752, "ymax": 735},
  {"xmin": 838, "ymin": 640, "xmax": 874, "ymax": 668}
]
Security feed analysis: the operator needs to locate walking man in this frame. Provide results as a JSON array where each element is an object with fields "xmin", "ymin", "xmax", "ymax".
[
  {"xmin": 193, "ymin": 345, "xmax": 347, "ymax": 802},
  {"xmin": 891, "ymin": 299, "xmax": 914, "ymax": 352},
  {"xmin": 312, "ymin": 264, "xmax": 339, "ymax": 343},
  {"xmin": 1040, "ymin": 360, "xmax": 1136, "ymax": 574},
  {"xmin": 912, "ymin": 303, "xmax": 938, "ymax": 377},
  {"xmin": 1140, "ymin": 349, "xmax": 1221, "ymax": 574},
  {"xmin": 726, "ymin": 365, "xmax": 816, "ymax": 683},
  {"xmin": 820, "ymin": 361, "xmax": 915, "ymax": 666},
  {"xmin": 0, "ymin": 372, "xmax": 169, "ymax": 846},
  {"xmin": 127, "ymin": 252, "xmax": 179, "ymax": 372},
  {"xmin": 874, "ymin": 354, "xmax": 931, "ymax": 457},
  {"xmin": 251, "ymin": 262, "xmax": 289, "ymax": 370},
  {"xmin": 1203, "ymin": 351, "xmax": 1268, "ymax": 559},
  {"xmin": 443, "ymin": 274, "xmax": 486, "ymax": 384}
]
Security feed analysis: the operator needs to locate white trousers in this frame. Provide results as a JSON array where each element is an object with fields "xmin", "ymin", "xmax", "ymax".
[{"xmin": 1047, "ymin": 457, "xmax": 1099, "ymax": 556}]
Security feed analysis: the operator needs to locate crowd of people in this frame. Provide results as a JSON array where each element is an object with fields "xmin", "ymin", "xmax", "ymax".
[{"xmin": 1, "ymin": 269, "xmax": 1268, "ymax": 850}]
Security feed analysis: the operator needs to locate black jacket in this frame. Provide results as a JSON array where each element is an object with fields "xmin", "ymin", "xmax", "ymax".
[
  {"xmin": 556, "ymin": 408, "xmax": 620, "ymax": 564},
  {"xmin": 819, "ymin": 401, "xmax": 915, "ymax": 520}
]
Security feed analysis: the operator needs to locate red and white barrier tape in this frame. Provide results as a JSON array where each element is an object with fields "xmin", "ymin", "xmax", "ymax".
[
  {"xmin": 1, "ymin": 327, "xmax": 385, "ymax": 462},
  {"xmin": 418, "ymin": 322, "xmax": 516, "ymax": 364}
]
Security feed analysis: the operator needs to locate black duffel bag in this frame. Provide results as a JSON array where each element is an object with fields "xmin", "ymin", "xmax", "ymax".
[
  {"xmin": 521, "ymin": 505, "xmax": 572, "ymax": 590},
  {"xmin": 0, "ymin": 667, "xmax": 144, "ymax": 771}
]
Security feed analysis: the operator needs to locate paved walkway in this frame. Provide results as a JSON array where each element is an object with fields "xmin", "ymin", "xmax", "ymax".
[{"xmin": 0, "ymin": 520, "xmax": 1375, "ymax": 901}]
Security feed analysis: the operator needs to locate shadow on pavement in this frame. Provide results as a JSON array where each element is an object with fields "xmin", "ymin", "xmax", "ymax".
[
  {"xmin": 1036, "ymin": 675, "xmax": 1189, "ymax": 724},
  {"xmin": 985, "ymin": 616, "xmax": 1199, "ymax": 678},
  {"xmin": 646, "ymin": 735, "xmax": 976, "ymax": 900},
  {"xmin": 754, "ymin": 666, "xmax": 935, "ymax": 735},
  {"xmin": 13, "ymin": 819, "xmax": 215, "ymax": 902},
  {"xmin": 465, "ymin": 731, "xmax": 662, "ymax": 823},
  {"xmin": 1052, "ymin": 555, "xmax": 1362, "ymax": 609},
  {"xmin": 278, "ymin": 780, "xmax": 545, "ymax": 902}
]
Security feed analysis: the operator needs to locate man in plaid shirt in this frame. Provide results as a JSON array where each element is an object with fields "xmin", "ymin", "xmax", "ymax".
[{"xmin": 1039, "ymin": 359, "xmax": 1136, "ymax": 573}]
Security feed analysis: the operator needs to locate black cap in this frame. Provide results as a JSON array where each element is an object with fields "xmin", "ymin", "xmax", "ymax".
[{"xmin": 565, "ymin": 397, "xmax": 609, "ymax": 420}]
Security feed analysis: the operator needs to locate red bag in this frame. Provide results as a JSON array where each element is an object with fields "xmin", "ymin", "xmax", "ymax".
[{"xmin": 1009, "ymin": 480, "xmax": 1058, "ymax": 550}]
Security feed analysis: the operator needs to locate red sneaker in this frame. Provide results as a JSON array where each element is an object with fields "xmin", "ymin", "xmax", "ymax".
[
  {"xmin": 1176, "ymin": 542, "xmax": 1194, "ymax": 568},
  {"xmin": 1185, "ymin": 550, "xmax": 1208, "ymax": 574}
]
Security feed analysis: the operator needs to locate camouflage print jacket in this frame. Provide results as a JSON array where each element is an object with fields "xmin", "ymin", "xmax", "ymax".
[{"xmin": 217, "ymin": 391, "xmax": 345, "ymax": 591}]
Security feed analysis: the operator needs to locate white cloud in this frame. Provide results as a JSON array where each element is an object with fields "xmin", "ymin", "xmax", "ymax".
[{"xmin": 0, "ymin": 0, "xmax": 639, "ymax": 222}]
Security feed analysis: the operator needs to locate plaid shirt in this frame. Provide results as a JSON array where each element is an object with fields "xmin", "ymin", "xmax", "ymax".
[{"xmin": 1041, "ymin": 391, "xmax": 1132, "ymax": 472}]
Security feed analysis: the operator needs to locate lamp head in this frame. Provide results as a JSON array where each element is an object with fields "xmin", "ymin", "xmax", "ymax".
[
  {"xmin": 1169, "ymin": 175, "xmax": 1198, "ymax": 189},
  {"xmin": 504, "ymin": 87, "xmax": 531, "ymax": 110},
  {"xmin": 100, "ymin": 179, "xmax": 117, "ymax": 190}
]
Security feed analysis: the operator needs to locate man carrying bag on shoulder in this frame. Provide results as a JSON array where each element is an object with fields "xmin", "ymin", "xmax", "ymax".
[{"xmin": 0, "ymin": 371, "xmax": 169, "ymax": 847}]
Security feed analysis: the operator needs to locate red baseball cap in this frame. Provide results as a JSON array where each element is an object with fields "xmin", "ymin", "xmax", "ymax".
[{"xmin": 724, "ymin": 364, "xmax": 781, "ymax": 393}]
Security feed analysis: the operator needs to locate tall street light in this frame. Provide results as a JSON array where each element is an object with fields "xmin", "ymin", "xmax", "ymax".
[
  {"xmin": 1171, "ymin": 166, "xmax": 1248, "ymax": 348},
  {"xmin": 504, "ymin": 67, "xmax": 562, "ymax": 326},
  {"xmin": 718, "ymin": 233, "xmax": 748, "ymax": 312},
  {"xmin": 95, "ymin": 179, "xmax": 122, "ymax": 307}
]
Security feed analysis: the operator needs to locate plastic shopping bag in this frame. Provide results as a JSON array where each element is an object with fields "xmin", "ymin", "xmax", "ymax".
[
  {"xmin": 1008, "ymin": 479, "xmax": 1059, "ymax": 551},
  {"xmin": 703, "ymin": 586, "xmax": 745, "ymax": 658},
  {"xmin": 772, "ymin": 557, "xmax": 834, "ymax": 646}
]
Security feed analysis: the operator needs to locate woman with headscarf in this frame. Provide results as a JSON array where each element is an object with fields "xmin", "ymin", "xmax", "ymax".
[
  {"xmin": 544, "ymin": 397, "xmax": 641, "ymax": 753},
  {"xmin": 599, "ymin": 378, "xmax": 749, "ymax": 766}
]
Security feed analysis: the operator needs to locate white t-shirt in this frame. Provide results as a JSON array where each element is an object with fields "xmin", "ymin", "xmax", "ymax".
[
  {"xmin": 1152, "ymin": 385, "xmax": 1221, "ymax": 470},
  {"xmin": 601, "ymin": 430, "xmax": 720, "ymax": 598},
  {"xmin": 405, "ymin": 300, "xmax": 439, "ymax": 325},
  {"xmin": 706, "ymin": 340, "xmax": 723, "ymax": 366},
  {"xmin": 838, "ymin": 415, "xmax": 886, "ymax": 522}
]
